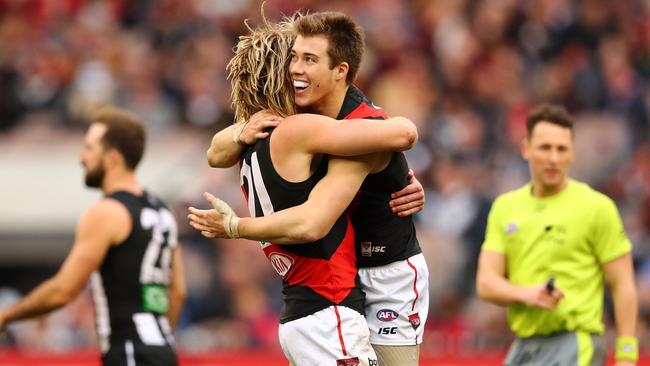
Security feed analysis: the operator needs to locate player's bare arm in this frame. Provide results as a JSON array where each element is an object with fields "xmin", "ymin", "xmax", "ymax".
[
  {"xmin": 604, "ymin": 253, "xmax": 638, "ymax": 366},
  {"xmin": 189, "ymin": 153, "xmax": 381, "ymax": 243},
  {"xmin": 166, "ymin": 246, "xmax": 186, "ymax": 331},
  {"xmin": 476, "ymin": 250, "xmax": 564, "ymax": 309},
  {"xmin": 207, "ymin": 110, "xmax": 283, "ymax": 168},
  {"xmin": 604, "ymin": 253, "xmax": 638, "ymax": 329},
  {"xmin": 276, "ymin": 114, "xmax": 417, "ymax": 157},
  {"xmin": 0, "ymin": 199, "xmax": 129, "ymax": 328},
  {"xmin": 207, "ymin": 110, "xmax": 424, "ymax": 215}
]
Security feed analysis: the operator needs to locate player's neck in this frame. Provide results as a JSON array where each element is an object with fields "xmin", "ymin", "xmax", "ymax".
[
  {"xmin": 313, "ymin": 84, "xmax": 349, "ymax": 118},
  {"xmin": 531, "ymin": 178, "xmax": 569, "ymax": 198},
  {"xmin": 101, "ymin": 170, "xmax": 142, "ymax": 196}
]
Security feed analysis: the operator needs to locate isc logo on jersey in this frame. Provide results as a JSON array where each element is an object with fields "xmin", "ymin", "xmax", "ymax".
[
  {"xmin": 361, "ymin": 242, "xmax": 386, "ymax": 257},
  {"xmin": 376, "ymin": 309, "xmax": 398, "ymax": 322},
  {"xmin": 269, "ymin": 252, "xmax": 294, "ymax": 277}
]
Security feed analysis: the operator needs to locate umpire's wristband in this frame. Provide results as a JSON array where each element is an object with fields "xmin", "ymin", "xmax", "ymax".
[{"xmin": 615, "ymin": 336, "xmax": 638, "ymax": 361}]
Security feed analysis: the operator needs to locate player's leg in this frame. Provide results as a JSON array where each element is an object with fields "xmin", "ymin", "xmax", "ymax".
[
  {"xmin": 359, "ymin": 253, "xmax": 429, "ymax": 366},
  {"xmin": 374, "ymin": 344, "xmax": 420, "ymax": 366},
  {"xmin": 278, "ymin": 305, "xmax": 377, "ymax": 366}
]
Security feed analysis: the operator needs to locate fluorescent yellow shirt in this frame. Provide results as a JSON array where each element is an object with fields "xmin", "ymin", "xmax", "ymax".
[{"xmin": 482, "ymin": 179, "xmax": 631, "ymax": 337}]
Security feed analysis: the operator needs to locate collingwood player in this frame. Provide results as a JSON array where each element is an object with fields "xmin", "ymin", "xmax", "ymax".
[{"xmin": 0, "ymin": 107, "xmax": 186, "ymax": 366}]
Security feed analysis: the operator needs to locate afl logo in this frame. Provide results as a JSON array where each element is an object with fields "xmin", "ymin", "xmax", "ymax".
[
  {"xmin": 269, "ymin": 252, "xmax": 294, "ymax": 277},
  {"xmin": 376, "ymin": 309, "xmax": 398, "ymax": 322}
]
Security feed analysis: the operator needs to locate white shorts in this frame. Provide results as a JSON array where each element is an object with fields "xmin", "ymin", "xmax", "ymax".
[
  {"xmin": 278, "ymin": 305, "xmax": 378, "ymax": 366},
  {"xmin": 358, "ymin": 253, "xmax": 429, "ymax": 346}
]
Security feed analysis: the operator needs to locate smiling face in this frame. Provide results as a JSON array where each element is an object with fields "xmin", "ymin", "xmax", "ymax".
[
  {"xmin": 80, "ymin": 123, "xmax": 108, "ymax": 188},
  {"xmin": 522, "ymin": 121, "xmax": 574, "ymax": 197},
  {"xmin": 289, "ymin": 34, "xmax": 346, "ymax": 114}
]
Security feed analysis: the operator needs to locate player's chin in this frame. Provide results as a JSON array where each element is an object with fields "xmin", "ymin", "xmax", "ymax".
[
  {"xmin": 293, "ymin": 91, "xmax": 311, "ymax": 104},
  {"xmin": 542, "ymin": 178, "xmax": 563, "ymax": 190}
]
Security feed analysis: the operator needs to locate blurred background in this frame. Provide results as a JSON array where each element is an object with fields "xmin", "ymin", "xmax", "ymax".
[{"xmin": 1, "ymin": 0, "xmax": 650, "ymax": 364}]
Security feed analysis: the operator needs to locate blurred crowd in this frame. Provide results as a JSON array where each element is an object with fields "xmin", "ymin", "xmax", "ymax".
[{"xmin": 1, "ymin": 0, "xmax": 650, "ymax": 356}]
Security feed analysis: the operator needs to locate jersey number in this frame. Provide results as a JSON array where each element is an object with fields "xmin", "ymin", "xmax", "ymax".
[
  {"xmin": 140, "ymin": 207, "xmax": 177, "ymax": 284},
  {"xmin": 241, "ymin": 154, "xmax": 272, "ymax": 249}
]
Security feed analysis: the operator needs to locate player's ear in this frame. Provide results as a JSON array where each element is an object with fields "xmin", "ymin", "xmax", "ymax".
[
  {"xmin": 105, "ymin": 148, "xmax": 124, "ymax": 168},
  {"xmin": 335, "ymin": 62, "xmax": 349, "ymax": 82},
  {"xmin": 521, "ymin": 138, "xmax": 530, "ymax": 161}
]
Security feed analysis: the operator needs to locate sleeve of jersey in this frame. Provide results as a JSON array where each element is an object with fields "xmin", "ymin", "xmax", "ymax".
[
  {"xmin": 481, "ymin": 196, "xmax": 506, "ymax": 253},
  {"xmin": 591, "ymin": 196, "xmax": 632, "ymax": 264}
]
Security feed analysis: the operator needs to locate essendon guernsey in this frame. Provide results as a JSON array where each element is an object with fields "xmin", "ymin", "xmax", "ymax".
[
  {"xmin": 239, "ymin": 132, "xmax": 364, "ymax": 324},
  {"xmin": 337, "ymin": 85, "xmax": 422, "ymax": 268}
]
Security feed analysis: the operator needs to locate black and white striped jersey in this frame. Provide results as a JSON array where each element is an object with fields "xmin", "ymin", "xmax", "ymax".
[{"xmin": 91, "ymin": 191, "xmax": 177, "ymax": 355}]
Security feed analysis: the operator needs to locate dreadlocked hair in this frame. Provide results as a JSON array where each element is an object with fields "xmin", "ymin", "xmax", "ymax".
[{"xmin": 227, "ymin": 14, "xmax": 296, "ymax": 125}]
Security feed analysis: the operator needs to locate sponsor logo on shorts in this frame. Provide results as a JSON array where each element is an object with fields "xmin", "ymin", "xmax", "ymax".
[
  {"xmin": 378, "ymin": 326, "xmax": 397, "ymax": 335},
  {"xmin": 408, "ymin": 313, "xmax": 421, "ymax": 330},
  {"xmin": 376, "ymin": 309, "xmax": 398, "ymax": 322},
  {"xmin": 336, "ymin": 357, "xmax": 360, "ymax": 366},
  {"xmin": 268, "ymin": 252, "xmax": 293, "ymax": 277}
]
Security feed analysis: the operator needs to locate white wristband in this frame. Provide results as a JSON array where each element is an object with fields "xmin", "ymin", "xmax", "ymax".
[{"xmin": 210, "ymin": 197, "xmax": 240, "ymax": 239}]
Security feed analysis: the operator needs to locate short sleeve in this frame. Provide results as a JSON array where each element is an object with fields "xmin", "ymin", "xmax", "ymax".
[
  {"xmin": 590, "ymin": 196, "xmax": 632, "ymax": 264},
  {"xmin": 481, "ymin": 196, "xmax": 506, "ymax": 253}
]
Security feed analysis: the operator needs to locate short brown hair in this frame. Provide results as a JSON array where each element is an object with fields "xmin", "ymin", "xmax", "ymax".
[
  {"xmin": 526, "ymin": 104, "xmax": 574, "ymax": 139},
  {"xmin": 92, "ymin": 107, "xmax": 145, "ymax": 170},
  {"xmin": 227, "ymin": 15, "xmax": 296, "ymax": 124},
  {"xmin": 293, "ymin": 12, "xmax": 364, "ymax": 84}
]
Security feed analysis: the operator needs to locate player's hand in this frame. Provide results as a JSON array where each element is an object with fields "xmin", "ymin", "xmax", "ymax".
[
  {"xmin": 239, "ymin": 110, "xmax": 283, "ymax": 145},
  {"xmin": 522, "ymin": 283, "xmax": 564, "ymax": 310},
  {"xmin": 188, "ymin": 193, "xmax": 240, "ymax": 238},
  {"xmin": 389, "ymin": 169, "xmax": 425, "ymax": 217}
]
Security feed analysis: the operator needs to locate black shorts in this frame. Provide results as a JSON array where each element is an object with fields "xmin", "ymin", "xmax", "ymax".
[{"xmin": 102, "ymin": 340, "xmax": 177, "ymax": 366}]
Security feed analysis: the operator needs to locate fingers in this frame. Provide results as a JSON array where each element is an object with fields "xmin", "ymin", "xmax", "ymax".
[
  {"xmin": 537, "ymin": 287, "xmax": 563, "ymax": 309},
  {"xmin": 395, "ymin": 207, "xmax": 422, "ymax": 217},
  {"xmin": 188, "ymin": 219, "xmax": 213, "ymax": 232},
  {"xmin": 203, "ymin": 192, "xmax": 217, "ymax": 205},
  {"xmin": 202, "ymin": 192, "xmax": 229, "ymax": 212},
  {"xmin": 201, "ymin": 231, "xmax": 216, "ymax": 238},
  {"xmin": 407, "ymin": 169, "xmax": 415, "ymax": 183},
  {"xmin": 188, "ymin": 207, "xmax": 213, "ymax": 219},
  {"xmin": 390, "ymin": 188, "xmax": 424, "ymax": 203},
  {"xmin": 187, "ymin": 212, "xmax": 213, "ymax": 227},
  {"xmin": 390, "ymin": 186, "xmax": 417, "ymax": 200},
  {"xmin": 188, "ymin": 207, "xmax": 224, "ymax": 228},
  {"xmin": 390, "ymin": 190, "xmax": 425, "ymax": 212},
  {"xmin": 240, "ymin": 113, "xmax": 282, "ymax": 144},
  {"xmin": 393, "ymin": 203, "xmax": 424, "ymax": 215},
  {"xmin": 261, "ymin": 119, "xmax": 281, "ymax": 128}
]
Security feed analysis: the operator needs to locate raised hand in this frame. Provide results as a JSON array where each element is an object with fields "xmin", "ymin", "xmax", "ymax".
[
  {"xmin": 237, "ymin": 110, "xmax": 283, "ymax": 145},
  {"xmin": 188, "ymin": 192, "xmax": 240, "ymax": 239}
]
